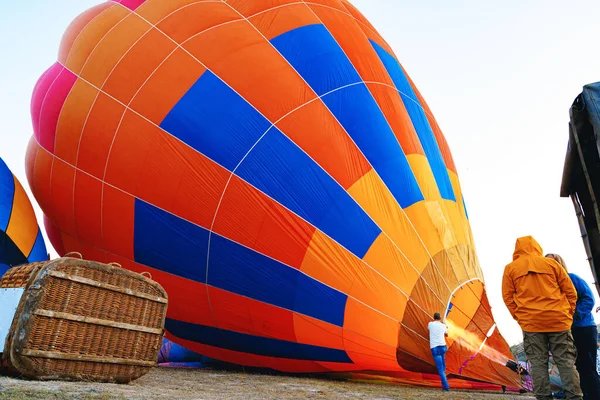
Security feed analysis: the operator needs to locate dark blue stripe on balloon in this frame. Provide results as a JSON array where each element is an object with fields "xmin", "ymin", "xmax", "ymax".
[
  {"xmin": 371, "ymin": 41, "xmax": 456, "ymax": 202},
  {"xmin": 322, "ymin": 84, "xmax": 424, "ymax": 208},
  {"xmin": 166, "ymin": 318, "xmax": 353, "ymax": 363},
  {"xmin": 271, "ymin": 26, "xmax": 424, "ymax": 209},
  {"xmin": 236, "ymin": 129, "xmax": 381, "ymax": 258},
  {"xmin": 134, "ymin": 200, "xmax": 209, "ymax": 282},
  {"xmin": 463, "ymin": 196, "xmax": 469, "ymax": 219},
  {"xmin": 208, "ymin": 234, "xmax": 347, "ymax": 327},
  {"xmin": 271, "ymin": 24, "xmax": 362, "ymax": 96},
  {"xmin": 0, "ymin": 229, "xmax": 27, "ymax": 268},
  {"xmin": 27, "ymin": 229, "xmax": 48, "ymax": 262},
  {"xmin": 0, "ymin": 159, "xmax": 15, "ymax": 232},
  {"xmin": 0, "ymin": 263, "xmax": 9, "ymax": 278},
  {"xmin": 134, "ymin": 200, "xmax": 348, "ymax": 327},
  {"xmin": 160, "ymin": 71, "xmax": 272, "ymax": 171}
]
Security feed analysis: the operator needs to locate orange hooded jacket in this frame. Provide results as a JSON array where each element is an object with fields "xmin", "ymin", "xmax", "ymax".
[{"xmin": 502, "ymin": 236, "xmax": 577, "ymax": 332}]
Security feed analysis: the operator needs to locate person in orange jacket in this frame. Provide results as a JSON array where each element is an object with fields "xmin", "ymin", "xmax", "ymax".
[{"xmin": 502, "ymin": 236, "xmax": 582, "ymax": 400}]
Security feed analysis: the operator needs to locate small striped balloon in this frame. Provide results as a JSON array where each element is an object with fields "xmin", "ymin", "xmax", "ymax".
[{"xmin": 0, "ymin": 158, "xmax": 47, "ymax": 275}]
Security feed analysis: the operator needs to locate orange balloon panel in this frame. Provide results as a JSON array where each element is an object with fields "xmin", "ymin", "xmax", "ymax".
[{"xmin": 26, "ymin": 0, "xmax": 519, "ymax": 389}]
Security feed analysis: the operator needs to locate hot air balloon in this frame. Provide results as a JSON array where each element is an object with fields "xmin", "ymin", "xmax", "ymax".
[
  {"xmin": 26, "ymin": 0, "xmax": 520, "ymax": 389},
  {"xmin": 0, "ymin": 158, "xmax": 48, "ymax": 275}
]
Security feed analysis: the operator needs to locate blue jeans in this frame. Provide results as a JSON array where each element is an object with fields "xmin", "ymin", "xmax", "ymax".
[{"xmin": 431, "ymin": 345, "xmax": 450, "ymax": 390}]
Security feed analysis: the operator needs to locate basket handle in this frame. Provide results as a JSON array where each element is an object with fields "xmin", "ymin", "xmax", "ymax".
[
  {"xmin": 108, "ymin": 262, "xmax": 122, "ymax": 268},
  {"xmin": 141, "ymin": 271, "xmax": 152, "ymax": 280},
  {"xmin": 64, "ymin": 252, "xmax": 83, "ymax": 259}
]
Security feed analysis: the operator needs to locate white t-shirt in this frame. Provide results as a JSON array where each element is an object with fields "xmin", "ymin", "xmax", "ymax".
[{"xmin": 428, "ymin": 320, "xmax": 448, "ymax": 349}]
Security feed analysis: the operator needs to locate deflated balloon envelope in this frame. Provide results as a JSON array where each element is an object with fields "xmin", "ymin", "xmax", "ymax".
[
  {"xmin": 0, "ymin": 158, "xmax": 47, "ymax": 275},
  {"xmin": 26, "ymin": 0, "xmax": 520, "ymax": 388}
]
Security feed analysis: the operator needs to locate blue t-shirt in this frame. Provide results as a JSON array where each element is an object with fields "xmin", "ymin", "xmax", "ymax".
[{"xmin": 569, "ymin": 273, "xmax": 596, "ymax": 328}]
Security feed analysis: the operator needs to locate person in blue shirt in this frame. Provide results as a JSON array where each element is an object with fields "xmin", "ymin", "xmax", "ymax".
[{"xmin": 546, "ymin": 253, "xmax": 600, "ymax": 400}]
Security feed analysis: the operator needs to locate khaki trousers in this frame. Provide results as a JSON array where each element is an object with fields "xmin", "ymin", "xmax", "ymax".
[{"xmin": 523, "ymin": 330, "xmax": 583, "ymax": 400}]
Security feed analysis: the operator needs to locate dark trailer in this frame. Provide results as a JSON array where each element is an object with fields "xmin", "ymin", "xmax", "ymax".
[{"xmin": 561, "ymin": 82, "xmax": 600, "ymax": 296}]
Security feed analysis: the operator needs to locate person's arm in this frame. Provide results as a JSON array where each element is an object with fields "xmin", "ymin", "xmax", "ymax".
[
  {"xmin": 502, "ymin": 268, "xmax": 518, "ymax": 319},
  {"xmin": 444, "ymin": 324, "xmax": 449, "ymax": 337},
  {"xmin": 571, "ymin": 274, "xmax": 594, "ymax": 321},
  {"xmin": 556, "ymin": 266, "xmax": 577, "ymax": 316}
]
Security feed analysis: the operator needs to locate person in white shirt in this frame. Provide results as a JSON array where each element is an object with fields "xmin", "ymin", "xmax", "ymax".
[{"xmin": 428, "ymin": 312, "xmax": 450, "ymax": 391}]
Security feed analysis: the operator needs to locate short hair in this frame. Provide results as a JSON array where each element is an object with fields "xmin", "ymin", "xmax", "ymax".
[
  {"xmin": 546, "ymin": 253, "xmax": 567, "ymax": 272},
  {"xmin": 433, "ymin": 312, "xmax": 441, "ymax": 320}
]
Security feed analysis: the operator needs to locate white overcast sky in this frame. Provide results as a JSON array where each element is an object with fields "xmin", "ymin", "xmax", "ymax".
[{"xmin": 1, "ymin": 1, "xmax": 600, "ymax": 346}]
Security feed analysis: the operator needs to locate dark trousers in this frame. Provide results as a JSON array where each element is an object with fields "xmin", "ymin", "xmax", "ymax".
[
  {"xmin": 572, "ymin": 325, "xmax": 600, "ymax": 400},
  {"xmin": 523, "ymin": 330, "xmax": 582, "ymax": 400}
]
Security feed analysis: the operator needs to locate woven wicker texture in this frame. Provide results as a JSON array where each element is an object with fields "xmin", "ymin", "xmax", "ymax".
[
  {"xmin": 0, "ymin": 262, "xmax": 44, "ymax": 288},
  {"xmin": 0, "ymin": 258, "xmax": 167, "ymax": 383}
]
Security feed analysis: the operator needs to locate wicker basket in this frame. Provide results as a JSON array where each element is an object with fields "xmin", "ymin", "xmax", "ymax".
[{"xmin": 0, "ymin": 257, "xmax": 168, "ymax": 383}]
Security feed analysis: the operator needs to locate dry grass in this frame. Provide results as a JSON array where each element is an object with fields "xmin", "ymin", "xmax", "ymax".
[{"xmin": 0, "ymin": 367, "xmax": 535, "ymax": 400}]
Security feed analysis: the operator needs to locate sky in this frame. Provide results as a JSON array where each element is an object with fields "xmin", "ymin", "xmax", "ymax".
[{"xmin": 1, "ymin": 0, "xmax": 599, "ymax": 346}]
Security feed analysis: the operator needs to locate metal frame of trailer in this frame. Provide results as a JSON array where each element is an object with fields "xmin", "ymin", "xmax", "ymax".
[{"xmin": 561, "ymin": 82, "xmax": 600, "ymax": 296}]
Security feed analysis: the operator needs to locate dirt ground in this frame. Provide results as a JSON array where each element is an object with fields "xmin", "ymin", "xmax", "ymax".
[{"xmin": 0, "ymin": 367, "xmax": 535, "ymax": 400}]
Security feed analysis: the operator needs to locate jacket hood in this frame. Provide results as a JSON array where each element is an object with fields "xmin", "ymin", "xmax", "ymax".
[{"xmin": 513, "ymin": 236, "xmax": 543, "ymax": 260}]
